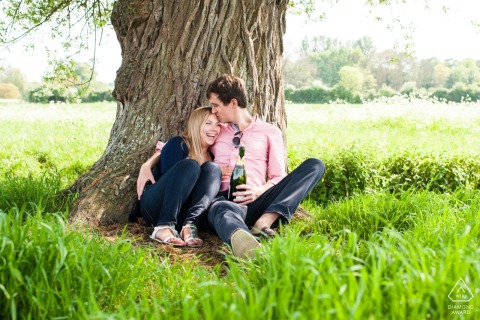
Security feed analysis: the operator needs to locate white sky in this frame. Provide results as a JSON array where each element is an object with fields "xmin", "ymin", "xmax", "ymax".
[
  {"xmin": 2, "ymin": 0, "xmax": 480, "ymax": 83},
  {"xmin": 284, "ymin": 0, "xmax": 480, "ymax": 61}
]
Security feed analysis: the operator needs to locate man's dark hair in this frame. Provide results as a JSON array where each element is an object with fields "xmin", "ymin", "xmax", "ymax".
[{"xmin": 206, "ymin": 74, "xmax": 248, "ymax": 108}]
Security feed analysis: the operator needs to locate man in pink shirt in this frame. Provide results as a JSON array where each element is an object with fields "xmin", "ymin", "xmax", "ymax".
[{"xmin": 205, "ymin": 74, "xmax": 325, "ymax": 259}]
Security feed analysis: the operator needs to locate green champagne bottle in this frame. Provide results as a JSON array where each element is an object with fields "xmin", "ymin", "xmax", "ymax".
[{"xmin": 228, "ymin": 146, "xmax": 247, "ymax": 201}]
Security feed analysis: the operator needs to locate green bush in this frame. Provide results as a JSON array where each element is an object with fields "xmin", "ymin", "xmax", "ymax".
[
  {"xmin": 431, "ymin": 87, "xmax": 480, "ymax": 102},
  {"xmin": 308, "ymin": 148, "xmax": 370, "ymax": 203},
  {"xmin": 430, "ymin": 88, "xmax": 449, "ymax": 102},
  {"xmin": 81, "ymin": 90, "xmax": 114, "ymax": 103},
  {"xmin": 285, "ymin": 86, "xmax": 362, "ymax": 104},
  {"xmin": 287, "ymin": 86, "xmax": 329, "ymax": 103},
  {"xmin": 329, "ymin": 86, "xmax": 362, "ymax": 103},
  {"xmin": 378, "ymin": 85, "xmax": 397, "ymax": 98},
  {"xmin": 301, "ymin": 150, "xmax": 480, "ymax": 205},
  {"xmin": 28, "ymin": 86, "xmax": 74, "ymax": 103},
  {"xmin": 379, "ymin": 153, "xmax": 480, "ymax": 192}
]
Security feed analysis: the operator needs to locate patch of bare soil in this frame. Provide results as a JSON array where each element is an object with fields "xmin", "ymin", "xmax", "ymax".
[{"xmin": 97, "ymin": 207, "xmax": 313, "ymax": 269}]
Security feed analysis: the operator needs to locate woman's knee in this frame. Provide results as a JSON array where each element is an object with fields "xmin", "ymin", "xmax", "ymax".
[
  {"xmin": 176, "ymin": 159, "xmax": 201, "ymax": 176},
  {"xmin": 201, "ymin": 161, "xmax": 222, "ymax": 179}
]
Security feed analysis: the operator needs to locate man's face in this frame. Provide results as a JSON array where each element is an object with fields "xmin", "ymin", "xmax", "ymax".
[{"xmin": 209, "ymin": 93, "xmax": 233, "ymax": 123}]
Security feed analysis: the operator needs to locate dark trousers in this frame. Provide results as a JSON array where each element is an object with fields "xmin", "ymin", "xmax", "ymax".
[
  {"xmin": 140, "ymin": 159, "xmax": 222, "ymax": 230},
  {"xmin": 206, "ymin": 158, "xmax": 325, "ymax": 246}
]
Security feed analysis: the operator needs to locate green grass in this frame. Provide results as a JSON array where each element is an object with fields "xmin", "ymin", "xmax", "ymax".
[
  {"xmin": 0, "ymin": 102, "xmax": 114, "ymax": 185},
  {"xmin": 287, "ymin": 102, "xmax": 480, "ymax": 160},
  {"xmin": 1, "ymin": 101, "xmax": 480, "ymax": 319}
]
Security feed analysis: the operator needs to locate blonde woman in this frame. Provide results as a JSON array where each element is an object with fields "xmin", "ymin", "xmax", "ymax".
[{"xmin": 137, "ymin": 107, "xmax": 222, "ymax": 247}]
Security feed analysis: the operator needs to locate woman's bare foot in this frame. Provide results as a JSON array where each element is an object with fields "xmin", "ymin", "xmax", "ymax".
[
  {"xmin": 181, "ymin": 224, "xmax": 203, "ymax": 247},
  {"xmin": 151, "ymin": 225, "xmax": 186, "ymax": 247}
]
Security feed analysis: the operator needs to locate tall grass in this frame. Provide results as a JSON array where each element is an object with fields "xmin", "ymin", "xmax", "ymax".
[
  {"xmin": 1, "ymin": 189, "xmax": 478, "ymax": 319},
  {"xmin": 1, "ymin": 101, "xmax": 480, "ymax": 319}
]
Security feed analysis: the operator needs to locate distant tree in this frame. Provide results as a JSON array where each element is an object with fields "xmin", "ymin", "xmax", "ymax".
[
  {"xmin": 415, "ymin": 58, "xmax": 437, "ymax": 89},
  {"xmin": 0, "ymin": 66, "xmax": 28, "ymax": 97},
  {"xmin": 310, "ymin": 47, "xmax": 358, "ymax": 86},
  {"xmin": 433, "ymin": 63, "xmax": 450, "ymax": 88},
  {"xmin": 284, "ymin": 57, "xmax": 317, "ymax": 88},
  {"xmin": 462, "ymin": 59, "xmax": 480, "ymax": 84},
  {"xmin": 338, "ymin": 66, "xmax": 364, "ymax": 91},
  {"xmin": 354, "ymin": 36, "xmax": 376, "ymax": 67},
  {"xmin": 447, "ymin": 61, "xmax": 470, "ymax": 88},
  {"xmin": 0, "ymin": 83, "xmax": 21, "ymax": 99},
  {"xmin": 75, "ymin": 62, "xmax": 97, "ymax": 83},
  {"xmin": 370, "ymin": 50, "xmax": 415, "ymax": 91}
]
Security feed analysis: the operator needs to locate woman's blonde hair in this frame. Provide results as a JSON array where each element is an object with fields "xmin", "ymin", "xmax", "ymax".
[{"xmin": 182, "ymin": 106, "xmax": 214, "ymax": 165}]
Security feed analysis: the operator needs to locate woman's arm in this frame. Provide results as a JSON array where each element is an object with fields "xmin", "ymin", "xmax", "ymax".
[{"xmin": 136, "ymin": 151, "xmax": 161, "ymax": 200}]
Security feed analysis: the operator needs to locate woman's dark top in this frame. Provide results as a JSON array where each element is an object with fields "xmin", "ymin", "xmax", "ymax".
[{"xmin": 160, "ymin": 136, "xmax": 190, "ymax": 175}]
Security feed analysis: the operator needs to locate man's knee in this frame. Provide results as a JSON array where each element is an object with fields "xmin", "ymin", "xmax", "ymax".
[
  {"xmin": 208, "ymin": 201, "xmax": 246, "ymax": 224},
  {"xmin": 302, "ymin": 158, "xmax": 326, "ymax": 178}
]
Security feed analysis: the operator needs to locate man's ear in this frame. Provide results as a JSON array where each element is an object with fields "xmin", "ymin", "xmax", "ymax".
[{"xmin": 230, "ymin": 98, "xmax": 238, "ymax": 108}]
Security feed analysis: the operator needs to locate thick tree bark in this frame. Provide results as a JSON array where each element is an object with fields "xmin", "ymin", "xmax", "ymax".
[{"xmin": 69, "ymin": 0, "xmax": 288, "ymax": 226}]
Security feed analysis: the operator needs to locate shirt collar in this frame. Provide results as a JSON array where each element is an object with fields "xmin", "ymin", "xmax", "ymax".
[{"xmin": 228, "ymin": 115, "xmax": 259, "ymax": 133}]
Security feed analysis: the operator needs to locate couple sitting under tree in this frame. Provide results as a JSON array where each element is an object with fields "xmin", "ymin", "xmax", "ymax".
[{"xmin": 136, "ymin": 74, "xmax": 325, "ymax": 258}]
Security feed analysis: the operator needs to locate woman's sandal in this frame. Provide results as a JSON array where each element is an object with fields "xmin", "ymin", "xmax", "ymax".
[
  {"xmin": 150, "ymin": 225, "xmax": 186, "ymax": 247},
  {"xmin": 181, "ymin": 223, "xmax": 203, "ymax": 248}
]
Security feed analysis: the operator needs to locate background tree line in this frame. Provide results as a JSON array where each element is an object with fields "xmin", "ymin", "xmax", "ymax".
[
  {"xmin": 3, "ymin": 35, "xmax": 480, "ymax": 105},
  {"xmin": 0, "ymin": 62, "xmax": 114, "ymax": 103},
  {"xmin": 284, "ymin": 35, "xmax": 480, "ymax": 103}
]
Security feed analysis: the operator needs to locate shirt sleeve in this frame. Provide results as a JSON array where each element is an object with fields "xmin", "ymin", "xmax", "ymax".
[
  {"xmin": 266, "ymin": 126, "xmax": 287, "ymax": 185},
  {"xmin": 160, "ymin": 136, "xmax": 189, "ymax": 175}
]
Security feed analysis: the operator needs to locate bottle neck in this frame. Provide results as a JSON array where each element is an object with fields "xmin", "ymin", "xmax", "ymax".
[{"xmin": 236, "ymin": 155, "xmax": 245, "ymax": 166}]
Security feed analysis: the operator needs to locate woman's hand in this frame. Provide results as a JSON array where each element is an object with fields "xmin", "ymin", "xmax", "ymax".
[
  {"xmin": 136, "ymin": 164, "xmax": 156, "ymax": 200},
  {"xmin": 136, "ymin": 146, "xmax": 163, "ymax": 200}
]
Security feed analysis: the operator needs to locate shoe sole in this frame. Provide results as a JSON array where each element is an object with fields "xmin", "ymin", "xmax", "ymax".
[{"xmin": 231, "ymin": 229, "xmax": 261, "ymax": 259}]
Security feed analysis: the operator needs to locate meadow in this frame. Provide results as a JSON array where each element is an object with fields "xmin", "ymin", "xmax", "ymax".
[{"xmin": 0, "ymin": 98, "xmax": 479, "ymax": 319}]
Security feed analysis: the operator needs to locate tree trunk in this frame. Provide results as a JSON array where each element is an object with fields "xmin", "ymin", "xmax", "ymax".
[{"xmin": 68, "ymin": 0, "xmax": 288, "ymax": 226}]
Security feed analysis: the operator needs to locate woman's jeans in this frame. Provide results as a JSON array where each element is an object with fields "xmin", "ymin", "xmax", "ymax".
[
  {"xmin": 206, "ymin": 158, "xmax": 325, "ymax": 246},
  {"xmin": 140, "ymin": 159, "xmax": 221, "ymax": 230}
]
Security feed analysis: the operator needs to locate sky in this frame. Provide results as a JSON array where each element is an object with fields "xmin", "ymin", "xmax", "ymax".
[
  {"xmin": 2, "ymin": 0, "xmax": 480, "ymax": 83},
  {"xmin": 284, "ymin": 0, "xmax": 480, "ymax": 61}
]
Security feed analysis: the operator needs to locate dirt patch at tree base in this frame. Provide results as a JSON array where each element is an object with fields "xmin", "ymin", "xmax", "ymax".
[{"xmin": 96, "ymin": 207, "xmax": 313, "ymax": 269}]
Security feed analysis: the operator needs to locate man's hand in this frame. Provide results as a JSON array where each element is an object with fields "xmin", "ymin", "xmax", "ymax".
[
  {"xmin": 233, "ymin": 184, "xmax": 269, "ymax": 205},
  {"xmin": 136, "ymin": 164, "xmax": 156, "ymax": 200}
]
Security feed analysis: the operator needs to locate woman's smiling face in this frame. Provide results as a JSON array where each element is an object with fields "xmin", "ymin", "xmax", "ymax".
[{"xmin": 200, "ymin": 114, "xmax": 221, "ymax": 147}]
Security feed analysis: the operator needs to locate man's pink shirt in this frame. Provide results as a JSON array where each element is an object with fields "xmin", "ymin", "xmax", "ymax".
[{"xmin": 210, "ymin": 116, "xmax": 287, "ymax": 192}]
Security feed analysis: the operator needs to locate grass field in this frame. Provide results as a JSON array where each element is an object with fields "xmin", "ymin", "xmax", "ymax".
[{"xmin": 1, "ymin": 99, "xmax": 479, "ymax": 319}]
